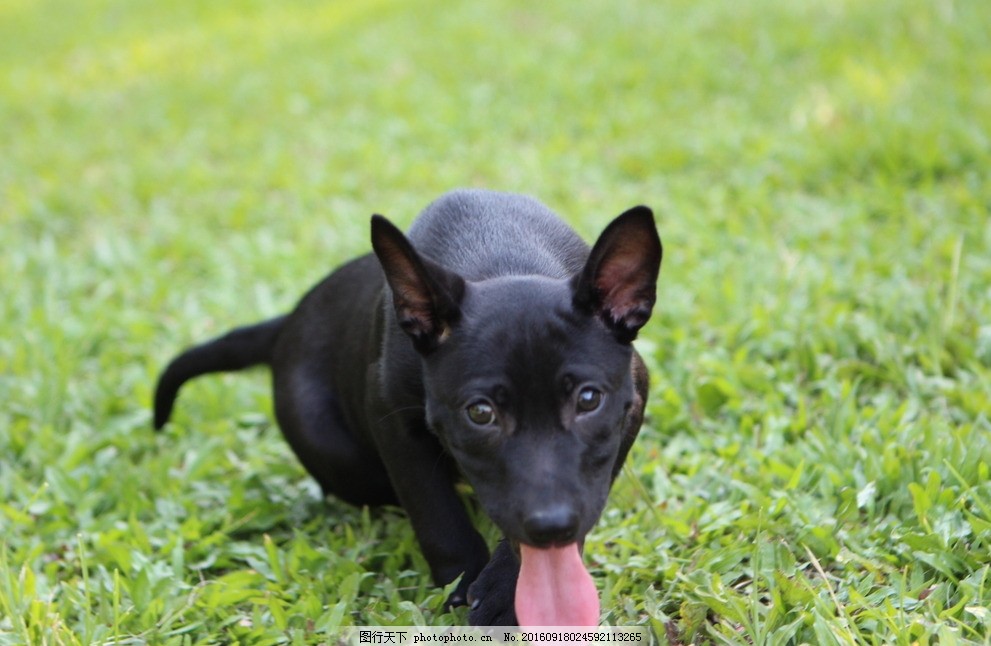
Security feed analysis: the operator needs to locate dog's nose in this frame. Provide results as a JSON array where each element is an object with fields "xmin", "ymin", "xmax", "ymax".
[{"xmin": 523, "ymin": 504, "xmax": 580, "ymax": 546}]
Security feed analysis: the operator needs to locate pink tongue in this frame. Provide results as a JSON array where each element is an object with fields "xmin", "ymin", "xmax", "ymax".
[{"xmin": 515, "ymin": 543, "xmax": 599, "ymax": 627}]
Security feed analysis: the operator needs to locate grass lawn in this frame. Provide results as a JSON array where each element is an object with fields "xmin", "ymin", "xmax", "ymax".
[{"xmin": 2, "ymin": 0, "xmax": 991, "ymax": 643}]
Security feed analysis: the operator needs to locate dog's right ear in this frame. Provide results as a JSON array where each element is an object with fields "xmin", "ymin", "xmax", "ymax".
[{"xmin": 371, "ymin": 215, "xmax": 465, "ymax": 353}]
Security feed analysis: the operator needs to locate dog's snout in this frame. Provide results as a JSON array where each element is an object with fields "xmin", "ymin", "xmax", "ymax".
[{"xmin": 523, "ymin": 504, "xmax": 580, "ymax": 546}]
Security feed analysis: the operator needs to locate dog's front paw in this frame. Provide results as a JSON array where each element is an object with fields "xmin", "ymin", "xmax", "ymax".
[
  {"xmin": 467, "ymin": 540, "xmax": 519, "ymax": 626},
  {"xmin": 444, "ymin": 576, "xmax": 474, "ymax": 610}
]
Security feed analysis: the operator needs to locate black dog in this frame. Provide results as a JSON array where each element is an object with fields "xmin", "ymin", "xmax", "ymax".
[{"xmin": 154, "ymin": 189, "xmax": 662, "ymax": 626}]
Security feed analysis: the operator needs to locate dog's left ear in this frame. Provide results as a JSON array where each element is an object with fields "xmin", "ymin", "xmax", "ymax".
[
  {"xmin": 371, "ymin": 215, "xmax": 465, "ymax": 353},
  {"xmin": 573, "ymin": 206, "xmax": 662, "ymax": 343}
]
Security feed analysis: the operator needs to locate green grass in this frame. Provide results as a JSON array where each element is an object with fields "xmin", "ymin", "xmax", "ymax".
[{"xmin": 2, "ymin": 0, "xmax": 990, "ymax": 642}]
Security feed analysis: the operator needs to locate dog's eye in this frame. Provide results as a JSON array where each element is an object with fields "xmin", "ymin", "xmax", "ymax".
[
  {"xmin": 576, "ymin": 387, "xmax": 603, "ymax": 414},
  {"xmin": 466, "ymin": 401, "xmax": 497, "ymax": 426}
]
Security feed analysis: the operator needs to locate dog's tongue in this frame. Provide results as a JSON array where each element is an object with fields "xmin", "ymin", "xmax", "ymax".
[{"xmin": 515, "ymin": 543, "xmax": 599, "ymax": 627}]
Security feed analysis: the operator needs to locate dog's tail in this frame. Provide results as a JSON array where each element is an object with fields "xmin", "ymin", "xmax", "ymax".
[{"xmin": 153, "ymin": 315, "xmax": 288, "ymax": 430}]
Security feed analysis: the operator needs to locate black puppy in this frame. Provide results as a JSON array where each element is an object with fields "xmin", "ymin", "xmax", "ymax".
[{"xmin": 154, "ymin": 189, "xmax": 662, "ymax": 626}]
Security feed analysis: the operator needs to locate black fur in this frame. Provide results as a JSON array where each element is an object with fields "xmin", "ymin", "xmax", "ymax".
[{"xmin": 153, "ymin": 189, "xmax": 662, "ymax": 624}]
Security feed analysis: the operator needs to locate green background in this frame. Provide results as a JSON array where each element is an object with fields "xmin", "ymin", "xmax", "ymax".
[{"xmin": 1, "ymin": 0, "xmax": 990, "ymax": 643}]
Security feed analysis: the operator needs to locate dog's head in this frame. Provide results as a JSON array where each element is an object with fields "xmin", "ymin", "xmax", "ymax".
[{"xmin": 371, "ymin": 207, "xmax": 661, "ymax": 548}]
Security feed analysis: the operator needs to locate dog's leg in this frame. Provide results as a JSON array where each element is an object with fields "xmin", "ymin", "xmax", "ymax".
[
  {"xmin": 373, "ymin": 416, "xmax": 491, "ymax": 608},
  {"xmin": 467, "ymin": 539, "xmax": 519, "ymax": 625},
  {"xmin": 272, "ymin": 364, "xmax": 397, "ymax": 506}
]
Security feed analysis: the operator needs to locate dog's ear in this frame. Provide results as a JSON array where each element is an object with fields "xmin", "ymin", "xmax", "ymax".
[
  {"xmin": 573, "ymin": 206, "xmax": 662, "ymax": 343},
  {"xmin": 371, "ymin": 215, "xmax": 465, "ymax": 353}
]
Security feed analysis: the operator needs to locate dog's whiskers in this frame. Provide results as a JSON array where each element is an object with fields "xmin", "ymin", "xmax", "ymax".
[{"xmin": 377, "ymin": 406, "xmax": 425, "ymax": 424}]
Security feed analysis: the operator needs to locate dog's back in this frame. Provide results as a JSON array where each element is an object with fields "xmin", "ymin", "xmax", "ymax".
[{"xmin": 408, "ymin": 189, "xmax": 590, "ymax": 281}]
